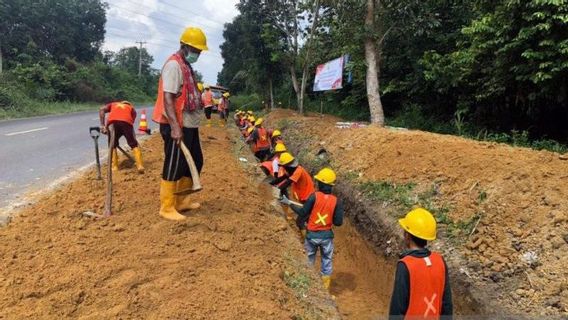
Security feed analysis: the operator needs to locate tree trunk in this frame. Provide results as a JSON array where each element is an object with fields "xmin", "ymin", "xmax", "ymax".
[
  {"xmin": 289, "ymin": 65, "xmax": 301, "ymax": 109},
  {"xmin": 298, "ymin": 0, "xmax": 321, "ymax": 115},
  {"xmin": 269, "ymin": 76, "xmax": 274, "ymax": 110},
  {"xmin": 365, "ymin": 0, "xmax": 385, "ymax": 126}
]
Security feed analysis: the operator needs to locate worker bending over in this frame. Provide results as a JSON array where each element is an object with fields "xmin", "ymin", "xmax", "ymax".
[
  {"xmin": 99, "ymin": 100, "xmax": 144, "ymax": 173},
  {"xmin": 389, "ymin": 208, "xmax": 453, "ymax": 318},
  {"xmin": 281, "ymin": 168, "xmax": 343, "ymax": 291},
  {"xmin": 271, "ymin": 152, "xmax": 315, "ymax": 205}
]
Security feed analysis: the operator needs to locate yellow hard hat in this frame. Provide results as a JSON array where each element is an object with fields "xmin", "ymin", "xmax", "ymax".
[
  {"xmin": 204, "ymin": 84, "xmax": 210, "ymax": 89},
  {"xmin": 247, "ymin": 110, "xmax": 253, "ymax": 114},
  {"xmin": 399, "ymin": 208, "xmax": 437, "ymax": 241},
  {"xmin": 247, "ymin": 127, "xmax": 254, "ymax": 134},
  {"xmin": 223, "ymin": 92, "xmax": 230, "ymax": 98},
  {"xmin": 255, "ymin": 118, "xmax": 264, "ymax": 126},
  {"xmin": 279, "ymin": 152, "xmax": 295, "ymax": 166},
  {"xmin": 314, "ymin": 168, "xmax": 336, "ymax": 186},
  {"xmin": 180, "ymin": 27, "xmax": 208, "ymax": 51},
  {"xmin": 274, "ymin": 143, "xmax": 287, "ymax": 153},
  {"xmin": 197, "ymin": 82, "xmax": 204, "ymax": 92},
  {"xmin": 272, "ymin": 130, "xmax": 281, "ymax": 138}
]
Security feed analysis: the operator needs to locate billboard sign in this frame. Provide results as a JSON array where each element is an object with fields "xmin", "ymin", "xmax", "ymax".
[{"xmin": 313, "ymin": 56, "xmax": 345, "ymax": 92}]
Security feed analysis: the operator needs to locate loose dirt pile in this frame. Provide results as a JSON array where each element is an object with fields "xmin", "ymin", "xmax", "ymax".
[
  {"xmin": 0, "ymin": 125, "xmax": 338, "ymax": 319},
  {"xmin": 266, "ymin": 109, "xmax": 568, "ymax": 317}
]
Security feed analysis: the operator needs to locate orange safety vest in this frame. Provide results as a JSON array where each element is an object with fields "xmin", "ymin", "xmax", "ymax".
[
  {"xmin": 289, "ymin": 166, "xmax": 315, "ymax": 202},
  {"xmin": 401, "ymin": 253, "xmax": 446, "ymax": 319},
  {"xmin": 202, "ymin": 91, "xmax": 213, "ymax": 107},
  {"xmin": 107, "ymin": 102, "xmax": 135, "ymax": 125},
  {"xmin": 218, "ymin": 97, "xmax": 226, "ymax": 111},
  {"xmin": 255, "ymin": 127, "xmax": 271, "ymax": 151},
  {"xmin": 260, "ymin": 161, "xmax": 274, "ymax": 175},
  {"xmin": 307, "ymin": 192, "xmax": 337, "ymax": 232},
  {"xmin": 152, "ymin": 54, "xmax": 200, "ymax": 127}
]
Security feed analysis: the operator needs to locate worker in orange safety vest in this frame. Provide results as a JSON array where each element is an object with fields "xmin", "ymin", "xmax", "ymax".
[
  {"xmin": 280, "ymin": 168, "xmax": 344, "ymax": 291},
  {"xmin": 99, "ymin": 100, "xmax": 144, "ymax": 173},
  {"xmin": 201, "ymin": 85, "xmax": 214, "ymax": 127},
  {"xmin": 389, "ymin": 208, "xmax": 453, "ymax": 319}
]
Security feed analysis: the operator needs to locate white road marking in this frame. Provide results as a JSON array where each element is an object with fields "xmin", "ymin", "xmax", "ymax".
[{"xmin": 5, "ymin": 127, "xmax": 48, "ymax": 136}]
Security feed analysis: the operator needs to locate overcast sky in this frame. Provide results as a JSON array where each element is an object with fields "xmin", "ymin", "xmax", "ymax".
[{"xmin": 103, "ymin": 0, "xmax": 239, "ymax": 86}]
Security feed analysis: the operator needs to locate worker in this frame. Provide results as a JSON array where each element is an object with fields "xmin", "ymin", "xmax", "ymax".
[
  {"xmin": 152, "ymin": 26, "xmax": 208, "ymax": 221},
  {"xmin": 99, "ymin": 100, "xmax": 144, "ymax": 173},
  {"xmin": 247, "ymin": 118, "xmax": 271, "ymax": 161},
  {"xmin": 271, "ymin": 152, "xmax": 315, "ymax": 205},
  {"xmin": 271, "ymin": 129, "xmax": 284, "ymax": 147},
  {"xmin": 280, "ymin": 168, "xmax": 343, "ymax": 291},
  {"xmin": 260, "ymin": 142, "xmax": 287, "ymax": 179},
  {"xmin": 201, "ymin": 85, "xmax": 214, "ymax": 127},
  {"xmin": 217, "ymin": 92, "xmax": 230, "ymax": 126},
  {"xmin": 389, "ymin": 208, "xmax": 453, "ymax": 318}
]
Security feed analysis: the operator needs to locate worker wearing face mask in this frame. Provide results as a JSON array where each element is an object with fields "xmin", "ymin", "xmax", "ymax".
[{"xmin": 152, "ymin": 26, "xmax": 208, "ymax": 221}]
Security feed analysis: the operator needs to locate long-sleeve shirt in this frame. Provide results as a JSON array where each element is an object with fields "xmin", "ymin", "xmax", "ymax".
[
  {"xmin": 389, "ymin": 248, "xmax": 453, "ymax": 319},
  {"xmin": 290, "ymin": 184, "xmax": 344, "ymax": 239}
]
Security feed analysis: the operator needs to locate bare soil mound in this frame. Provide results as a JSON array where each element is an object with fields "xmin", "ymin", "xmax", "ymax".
[
  {"xmin": 266, "ymin": 109, "xmax": 568, "ymax": 316},
  {"xmin": 0, "ymin": 125, "xmax": 338, "ymax": 319}
]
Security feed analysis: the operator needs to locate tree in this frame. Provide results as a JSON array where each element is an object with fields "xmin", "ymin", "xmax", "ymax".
[{"xmin": 112, "ymin": 46, "xmax": 153, "ymax": 76}]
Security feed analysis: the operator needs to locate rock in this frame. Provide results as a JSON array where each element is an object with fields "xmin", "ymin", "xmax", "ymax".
[
  {"xmin": 551, "ymin": 236, "xmax": 565, "ymax": 249},
  {"xmin": 550, "ymin": 210, "xmax": 566, "ymax": 224},
  {"xmin": 559, "ymin": 154, "xmax": 568, "ymax": 160},
  {"xmin": 545, "ymin": 296, "xmax": 561, "ymax": 309},
  {"xmin": 563, "ymin": 234, "xmax": 568, "ymax": 244},
  {"xmin": 0, "ymin": 214, "xmax": 12, "ymax": 227}
]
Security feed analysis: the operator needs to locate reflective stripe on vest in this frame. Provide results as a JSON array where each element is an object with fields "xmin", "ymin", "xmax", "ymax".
[
  {"xmin": 255, "ymin": 127, "xmax": 271, "ymax": 150},
  {"xmin": 307, "ymin": 192, "xmax": 337, "ymax": 232},
  {"xmin": 401, "ymin": 253, "xmax": 446, "ymax": 320},
  {"xmin": 107, "ymin": 102, "xmax": 134, "ymax": 125}
]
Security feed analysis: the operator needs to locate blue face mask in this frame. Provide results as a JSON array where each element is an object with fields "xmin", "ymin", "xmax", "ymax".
[{"xmin": 185, "ymin": 51, "xmax": 200, "ymax": 64}]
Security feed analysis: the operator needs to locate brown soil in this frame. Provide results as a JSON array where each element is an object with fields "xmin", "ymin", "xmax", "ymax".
[
  {"xmin": 266, "ymin": 109, "xmax": 568, "ymax": 317},
  {"xmin": 0, "ymin": 124, "xmax": 338, "ymax": 319}
]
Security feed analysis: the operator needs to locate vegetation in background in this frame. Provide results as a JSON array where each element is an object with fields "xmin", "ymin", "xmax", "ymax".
[
  {"xmin": 218, "ymin": 0, "xmax": 568, "ymax": 147},
  {"xmin": 0, "ymin": 0, "xmax": 158, "ymax": 118}
]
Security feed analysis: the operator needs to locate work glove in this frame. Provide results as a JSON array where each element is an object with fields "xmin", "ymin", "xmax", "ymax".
[{"xmin": 279, "ymin": 195, "xmax": 291, "ymax": 206}]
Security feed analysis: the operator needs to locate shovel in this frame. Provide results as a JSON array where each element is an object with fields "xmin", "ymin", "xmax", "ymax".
[{"xmin": 89, "ymin": 127, "xmax": 102, "ymax": 180}]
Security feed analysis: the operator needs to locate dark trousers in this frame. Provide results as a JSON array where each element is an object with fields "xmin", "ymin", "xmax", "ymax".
[
  {"xmin": 108, "ymin": 121, "xmax": 138, "ymax": 148},
  {"xmin": 160, "ymin": 124, "xmax": 203, "ymax": 181},
  {"xmin": 254, "ymin": 149, "xmax": 271, "ymax": 162},
  {"xmin": 204, "ymin": 107, "xmax": 212, "ymax": 120}
]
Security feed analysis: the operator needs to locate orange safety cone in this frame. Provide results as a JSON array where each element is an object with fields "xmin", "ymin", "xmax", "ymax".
[{"xmin": 138, "ymin": 109, "xmax": 149, "ymax": 134}]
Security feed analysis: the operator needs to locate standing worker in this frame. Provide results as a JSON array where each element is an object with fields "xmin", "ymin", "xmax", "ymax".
[
  {"xmin": 217, "ymin": 92, "xmax": 230, "ymax": 127},
  {"xmin": 247, "ymin": 118, "xmax": 271, "ymax": 161},
  {"xmin": 99, "ymin": 100, "xmax": 144, "ymax": 173},
  {"xmin": 280, "ymin": 168, "xmax": 343, "ymax": 291},
  {"xmin": 152, "ymin": 26, "xmax": 208, "ymax": 221},
  {"xmin": 389, "ymin": 208, "xmax": 453, "ymax": 318},
  {"xmin": 202, "ymin": 85, "xmax": 214, "ymax": 127}
]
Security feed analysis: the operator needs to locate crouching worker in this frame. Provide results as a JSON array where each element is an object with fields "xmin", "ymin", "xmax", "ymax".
[
  {"xmin": 389, "ymin": 208, "xmax": 453, "ymax": 319},
  {"xmin": 280, "ymin": 168, "xmax": 343, "ymax": 291},
  {"xmin": 99, "ymin": 101, "xmax": 144, "ymax": 173},
  {"xmin": 271, "ymin": 152, "xmax": 315, "ymax": 206}
]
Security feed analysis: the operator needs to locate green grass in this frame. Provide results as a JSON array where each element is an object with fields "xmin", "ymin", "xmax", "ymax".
[{"xmin": 0, "ymin": 101, "xmax": 102, "ymax": 120}]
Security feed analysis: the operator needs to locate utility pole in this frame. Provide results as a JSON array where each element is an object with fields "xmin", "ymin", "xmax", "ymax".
[{"xmin": 135, "ymin": 41, "xmax": 146, "ymax": 77}]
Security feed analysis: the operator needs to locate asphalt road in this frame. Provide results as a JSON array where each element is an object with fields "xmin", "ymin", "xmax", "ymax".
[{"xmin": 0, "ymin": 107, "xmax": 155, "ymax": 210}]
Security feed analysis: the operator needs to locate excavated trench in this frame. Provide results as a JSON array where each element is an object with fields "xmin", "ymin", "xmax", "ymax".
[{"xmin": 280, "ymin": 139, "xmax": 496, "ymax": 319}]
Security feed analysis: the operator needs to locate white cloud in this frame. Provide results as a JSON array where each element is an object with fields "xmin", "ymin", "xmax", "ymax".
[{"xmin": 103, "ymin": 0, "xmax": 239, "ymax": 86}]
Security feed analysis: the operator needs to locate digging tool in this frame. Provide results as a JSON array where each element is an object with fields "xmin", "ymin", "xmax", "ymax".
[
  {"xmin": 161, "ymin": 111, "xmax": 203, "ymax": 195},
  {"xmin": 89, "ymin": 127, "xmax": 102, "ymax": 180},
  {"xmin": 104, "ymin": 124, "xmax": 115, "ymax": 217},
  {"xmin": 279, "ymin": 195, "xmax": 304, "ymax": 208},
  {"xmin": 116, "ymin": 145, "xmax": 135, "ymax": 163}
]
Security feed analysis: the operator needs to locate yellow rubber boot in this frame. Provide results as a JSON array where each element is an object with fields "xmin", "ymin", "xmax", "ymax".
[
  {"xmin": 321, "ymin": 275, "xmax": 331, "ymax": 291},
  {"xmin": 132, "ymin": 147, "xmax": 145, "ymax": 173},
  {"xmin": 176, "ymin": 176, "xmax": 201, "ymax": 211},
  {"xmin": 219, "ymin": 120, "xmax": 225, "ymax": 127},
  {"xmin": 111, "ymin": 149, "xmax": 119, "ymax": 171},
  {"xmin": 206, "ymin": 119, "xmax": 212, "ymax": 127},
  {"xmin": 159, "ymin": 180, "xmax": 186, "ymax": 221}
]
